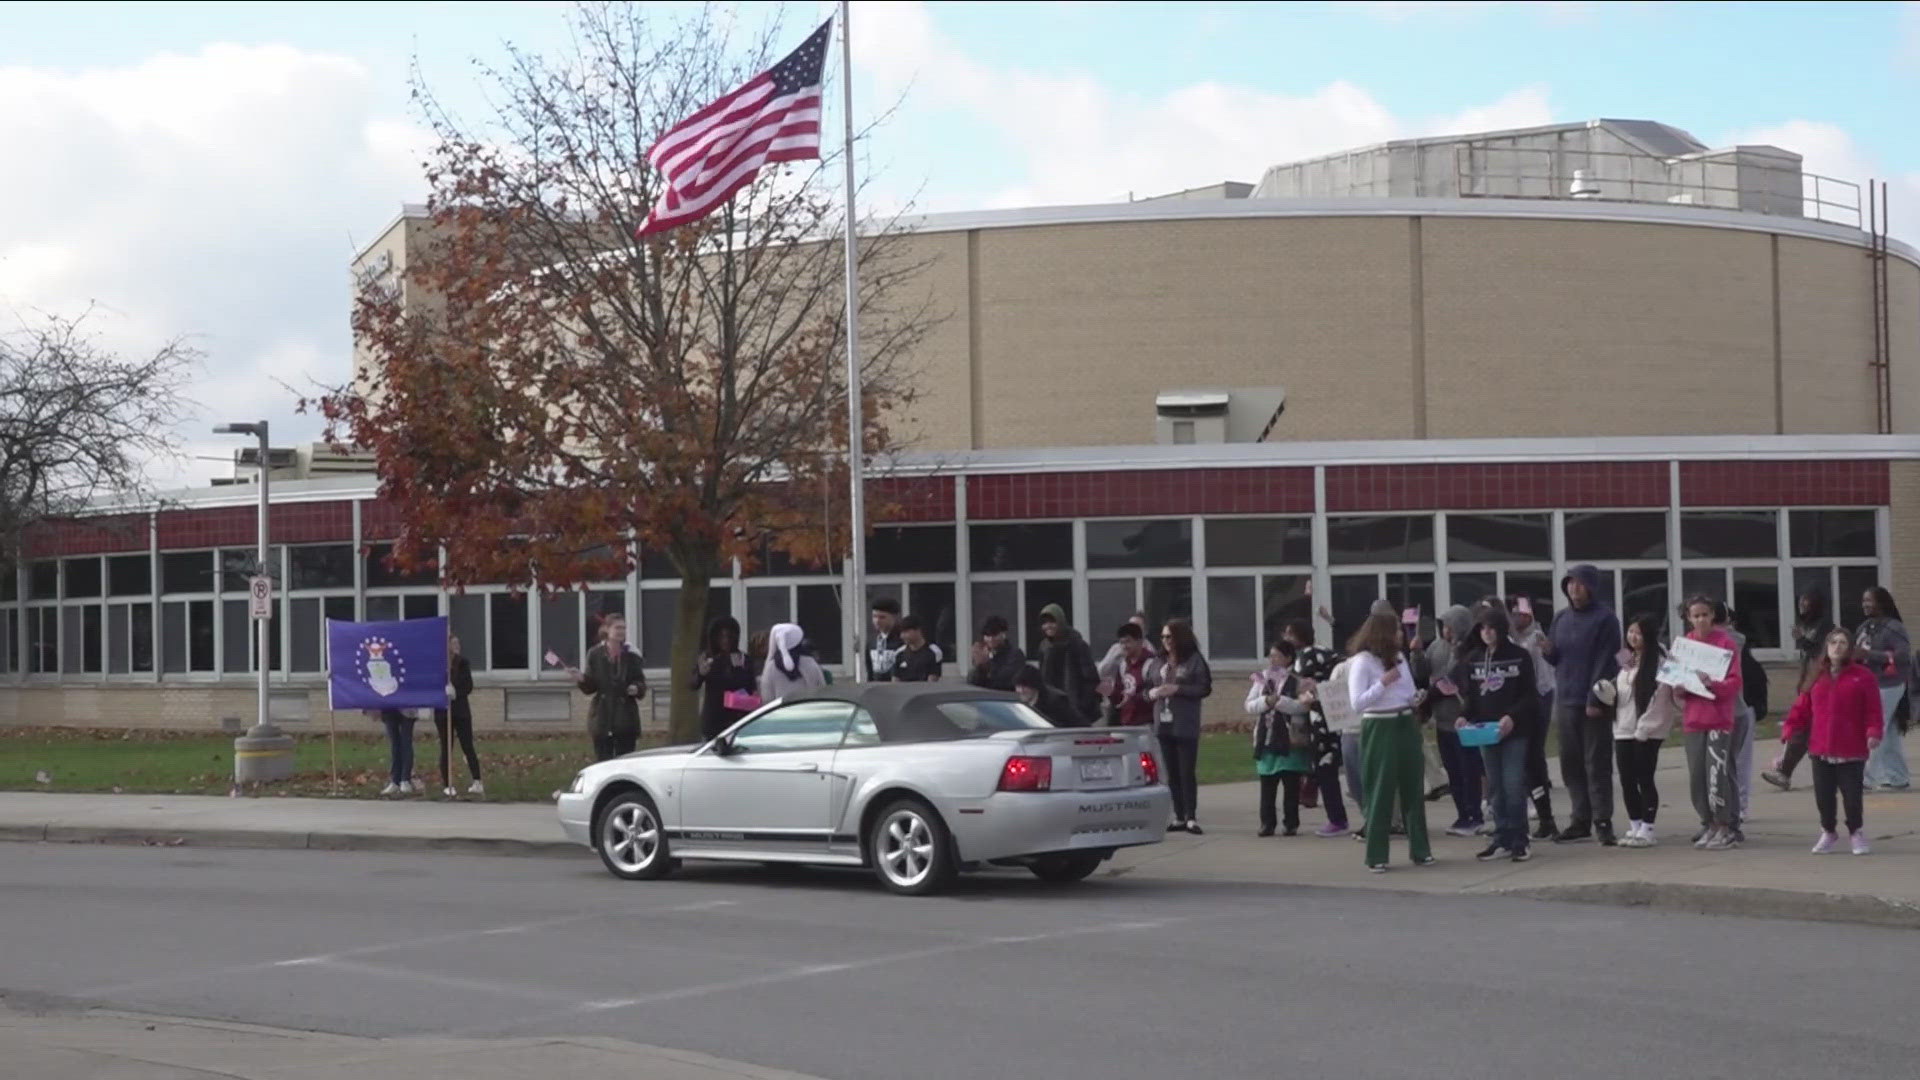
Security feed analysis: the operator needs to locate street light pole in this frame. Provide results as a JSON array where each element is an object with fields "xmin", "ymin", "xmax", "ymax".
[
  {"xmin": 214, "ymin": 421, "xmax": 292, "ymax": 784},
  {"xmin": 252, "ymin": 420, "xmax": 270, "ymax": 738}
]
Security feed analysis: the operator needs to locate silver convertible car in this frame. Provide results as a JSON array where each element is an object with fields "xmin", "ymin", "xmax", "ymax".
[{"xmin": 557, "ymin": 683, "xmax": 1172, "ymax": 895}]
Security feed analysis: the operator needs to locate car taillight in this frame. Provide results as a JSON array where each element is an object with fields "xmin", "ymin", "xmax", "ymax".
[
  {"xmin": 998, "ymin": 755, "xmax": 1052, "ymax": 792},
  {"xmin": 1139, "ymin": 751, "xmax": 1160, "ymax": 785}
]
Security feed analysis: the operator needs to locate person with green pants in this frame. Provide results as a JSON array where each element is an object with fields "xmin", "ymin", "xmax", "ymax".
[{"xmin": 1347, "ymin": 605, "xmax": 1434, "ymax": 872}]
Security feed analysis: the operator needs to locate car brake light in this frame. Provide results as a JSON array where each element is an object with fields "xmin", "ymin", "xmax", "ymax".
[
  {"xmin": 998, "ymin": 755, "xmax": 1052, "ymax": 792},
  {"xmin": 1139, "ymin": 751, "xmax": 1160, "ymax": 785}
]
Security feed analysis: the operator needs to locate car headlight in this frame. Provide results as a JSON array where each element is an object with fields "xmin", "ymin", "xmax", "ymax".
[{"xmin": 568, "ymin": 771, "xmax": 589, "ymax": 794}]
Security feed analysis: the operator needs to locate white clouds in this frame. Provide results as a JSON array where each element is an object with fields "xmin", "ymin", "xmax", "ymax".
[
  {"xmin": 855, "ymin": 1, "xmax": 1553, "ymax": 210},
  {"xmin": 0, "ymin": 44, "xmax": 426, "ymax": 489},
  {"xmin": 1726, "ymin": 119, "xmax": 1920, "ymax": 241}
]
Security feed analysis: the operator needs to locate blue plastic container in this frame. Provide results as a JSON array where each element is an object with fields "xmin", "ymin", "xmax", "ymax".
[{"xmin": 1456, "ymin": 722, "xmax": 1503, "ymax": 748}]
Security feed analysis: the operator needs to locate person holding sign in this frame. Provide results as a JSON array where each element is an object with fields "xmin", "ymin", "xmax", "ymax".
[
  {"xmin": 570, "ymin": 614, "xmax": 648, "ymax": 761},
  {"xmin": 1448, "ymin": 605, "xmax": 1539, "ymax": 863},
  {"xmin": 1676, "ymin": 597, "xmax": 1744, "ymax": 850}
]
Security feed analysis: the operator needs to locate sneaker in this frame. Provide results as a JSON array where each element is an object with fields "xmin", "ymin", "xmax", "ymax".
[
  {"xmin": 1413, "ymin": 854, "xmax": 1438, "ymax": 867},
  {"xmin": 1811, "ymin": 831, "xmax": 1838, "ymax": 854},
  {"xmin": 1367, "ymin": 863, "xmax": 1388, "ymax": 874},
  {"xmin": 1703, "ymin": 829, "xmax": 1736, "ymax": 851},
  {"xmin": 1596, "ymin": 823, "xmax": 1618, "ymax": 848},
  {"xmin": 1532, "ymin": 819, "xmax": 1558, "ymax": 841},
  {"xmin": 398, "ymin": 781, "xmax": 414, "ymax": 795},
  {"xmin": 380, "ymin": 782, "xmax": 401, "ymax": 796},
  {"xmin": 1476, "ymin": 842, "xmax": 1511, "ymax": 862},
  {"xmin": 1692, "ymin": 827, "xmax": 1710, "ymax": 847},
  {"xmin": 1353, "ymin": 828, "xmax": 1367, "ymax": 842},
  {"xmin": 1638, "ymin": 825, "xmax": 1658, "ymax": 848},
  {"xmin": 1475, "ymin": 821, "xmax": 1496, "ymax": 836},
  {"xmin": 468, "ymin": 780, "xmax": 485, "ymax": 795},
  {"xmin": 1851, "ymin": 830, "xmax": 1871, "ymax": 856},
  {"xmin": 1186, "ymin": 821, "xmax": 1205, "ymax": 836},
  {"xmin": 442, "ymin": 786, "xmax": 457, "ymax": 797},
  {"xmin": 1445, "ymin": 820, "xmax": 1478, "ymax": 838},
  {"xmin": 1554, "ymin": 823, "xmax": 1592, "ymax": 844},
  {"xmin": 1257, "ymin": 827, "xmax": 1276, "ymax": 838},
  {"xmin": 1426, "ymin": 784, "xmax": 1450, "ymax": 803},
  {"xmin": 1282, "ymin": 827, "xmax": 1299, "ymax": 837},
  {"xmin": 1762, "ymin": 769, "xmax": 1791, "ymax": 792},
  {"xmin": 1314, "ymin": 823, "xmax": 1351, "ymax": 839},
  {"xmin": 1728, "ymin": 827, "xmax": 1745, "ymax": 847},
  {"xmin": 1167, "ymin": 822, "xmax": 1185, "ymax": 833},
  {"xmin": 1510, "ymin": 849, "xmax": 1533, "ymax": 863}
]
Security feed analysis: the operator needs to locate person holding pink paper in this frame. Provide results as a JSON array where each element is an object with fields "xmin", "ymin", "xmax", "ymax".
[{"xmin": 690, "ymin": 616, "xmax": 754, "ymax": 742}]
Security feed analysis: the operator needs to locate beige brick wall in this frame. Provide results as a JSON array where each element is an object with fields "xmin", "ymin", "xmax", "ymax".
[
  {"xmin": 1891, "ymin": 259, "xmax": 1920, "ymax": 435},
  {"xmin": 880, "ymin": 230, "xmax": 972, "ymax": 452},
  {"xmin": 1778, "ymin": 235, "xmax": 1881, "ymax": 434},
  {"xmin": 1422, "ymin": 218, "xmax": 1775, "ymax": 438},
  {"xmin": 1889, "ymin": 462, "xmax": 1920, "ymax": 610}
]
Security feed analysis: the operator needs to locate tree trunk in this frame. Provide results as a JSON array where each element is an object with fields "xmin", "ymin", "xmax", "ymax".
[{"xmin": 668, "ymin": 572, "xmax": 711, "ymax": 744}]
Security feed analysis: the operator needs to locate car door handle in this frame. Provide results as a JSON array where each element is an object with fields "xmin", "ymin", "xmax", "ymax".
[{"xmin": 787, "ymin": 762, "xmax": 820, "ymax": 773}]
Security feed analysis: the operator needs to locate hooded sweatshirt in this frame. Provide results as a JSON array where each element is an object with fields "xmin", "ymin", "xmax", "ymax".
[
  {"xmin": 1425, "ymin": 605, "xmax": 1472, "ymax": 728},
  {"xmin": 1548, "ymin": 565, "xmax": 1622, "ymax": 711},
  {"xmin": 1447, "ymin": 609, "xmax": 1537, "ymax": 741},
  {"xmin": 1678, "ymin": 628, "xmax": 1744, "ymax": 733},
  {"xmin": 1037, "ymin": 603, "xmax": 1101, "ymax": 718},
  {"xmin": 759, "ymin": 622, "xmax": 826, "ymax": 702}
]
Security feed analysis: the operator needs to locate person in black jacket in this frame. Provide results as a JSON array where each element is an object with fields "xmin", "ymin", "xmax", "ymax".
[
  {"xmin": 434, "ymin": 634, "xmax": 483, "ymax": 796},
  {"xmin": 1037, "ymin": 603, "xmax": 1101, "ymax": 721},
  {"xmin": 1015, "ymin": 665, "xmax": 1084, "ymax": 727},
  {"xmin": 1448, "ymin": 605, "xmax": 1540, "ymax": 863},
  {"xmin": 968, "ymin": 615, "xmax": 1026, "ymax": 691},
  {"xmin": 690, "ymin": 616, "xmax": 755, "ymax": 742}
]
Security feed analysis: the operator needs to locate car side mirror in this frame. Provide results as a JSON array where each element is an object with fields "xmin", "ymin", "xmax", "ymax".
[{"xmin": 712, "ymin": 735, "xmax": 737, "ymax": 757}]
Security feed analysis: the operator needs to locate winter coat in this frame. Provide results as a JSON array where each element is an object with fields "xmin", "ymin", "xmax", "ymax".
[
  {"xmin": 578, "ymin": 642, "xmax": 647, "ymax": 739},
  {"xmin": 1782, "ymin": 663, "xmax": 1885, "ymax": 761},
  {"xmin": 969, "ymin": 642, "xmax": 1028, "ymax": 692},
  {"xmin": 1678, "ymin": 629, "xmax": 1744, "ymax": 734},
  {"xmin": 1424, "ymin": 607, "xmax": 1471, "ymax": 728},
  {"xmin": 1245, "ymin": 668, "xmax": 1311, "ymax": 757},
  {"xmin": 1855, "ymin": 617, "xmax": 1913, "ymax": 690},
  {"xmin": 1038, "ymin": 623, "xmax": 1102, "ymax": 720},
  {"xmin": 447, "ymin": 654, "xmax": 474, "ymax": 725},
  {"xmin": 689, "ymin": 618, "xmax": 756, "ymax": 742},
  {"xmin": 1611, "ymin": 661, "xmax": 1681, "ymax": 741},
  {"xmin": 1547, "ymin": 564, "xmax": 1622, "ymax": 709},
  {"xmin": 1146, "ymin": 651, "xmax": 1213, "ymax": 740},
  {"xmin": 1030, "ymin": 682, "xmax": 1086, "ymax": 728},
  {"xmin": 759, "ymin": 653, "xmax": 827, "ymax": 703}
]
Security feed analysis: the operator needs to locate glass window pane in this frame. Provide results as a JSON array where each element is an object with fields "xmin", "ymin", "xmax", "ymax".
[
  {"xmin": 289, "ymin": 544, "xmax": 356, "ymax": 590},
  {"xmin": 64, "ymin": 558, "xmax": 103, "ymax": 598},
  {"xmin": 1449, "ymin": 573, "xmax": 1499, "ymax": 613},
  {"xmin": 161, "ymin": 552, "xmax": 214, "ymax": 594},
  {"xmin": 291, "ymin": 597, "xmax": 322, "ymax": 672},
  {"xmin": 221, "ymin": 547, "xmax": 282, "ymax": 592},
  {"xmin": 1622, "ymin": 570, "xmax": 1670, "ymax": 638},
  {"xmin": 365, "ymin": 544, "xmax": 437, "ymax": 588},
  {"xmin": 969, "ymin": 523, "xmax": 1072, "ymax": 572},
  {"xmin": 1385, "ymin": 573, "xmax": 1436, "ymax": 637},
  {"xmin": 746, "ymin": 586, "xmax": 791, "ymax": 644},
  {"xmin": 1205, "ymin": 518, "xmax": 1311, "ymax": 568},
  {"xmin": 28, "ymin": 561, "xmax": 59, "ymax": 600},
  {"xmin": 108, "ymin": 604, "xmax": 129, "ymax": 674},
  {"xmin": 730, "ymin": 700, "xmax": 855, "ymax": 754},
  {"xmin": 1327, "ymin": 515, "xmax": 1434, "ymax": 565},
  {"xmin": 1445, "ymin": 513, "xmax": 1551, "ymax": 562},
  {"xmin": 749, "ymin": 539, "xmax": 828, "ymax": 577},
  {"xmin": 1088, "ymin": 578, "xmax": 1137, "ymax": 649},
  {"xmin": 584, "ymin": 589, "xmax": 625, "ymax": 659},
  {"xmin": 1505, "ymin": 571, "xmax": 1558, "ymax": 634},
  {"xmin": 1023, "ymin": 578, "xmax": 1074, "ymax": 655},
  {"xmin": 83, "ymin": 604, "xmax": 103, "ymax": 672},
  {"xmin": 449, "ymin": 594, "xmax": 488, "ymax": 671},
  {"xmin": 1789, "ymin": 510, "xmax": 1876, "ymax": 559},
  {"xmin": 1329, "ymin": 574, "xmax": 1377, "ymax": 649},
  {"xmin": 1681, "ymin": 511, "xmax": 1778, "ymax": 560},
  {"xmin": 402, "ymin": 594, "xmax": 439, "ymax": 621},
  {"xmin": 130, "ymin": 602, "xmax": 153, "ymax": 673},
  {"xmin": 163, "ymin": 602, "xmax": 187, "ymax": 674},
  {"xmin": 638, "ymin": 587, "xmax": 730, "ymax": 668},
  {"xmin": 1732, "ymin": 567, "xmax": 1781, "ymax": 649},
  {"xmin": 1681, "ymin": 567, "xmax": 1726, "ymax": 608},
  {"xmin": 489, "ymin": 593, "xmax": 530, "ymax": 672},
  {"xmin": 794, "ymin": 584, "xmax": 838, "ymax": 665},
  {"xmin": 366, "ymin": 596, "xmax": 400, "ymax": 623},
  {"xmin": 1085, "ymin": 519, "xmax": 1193, "ymax": 570},
  {"xmin": 1, "ymin": 570, "xmax": 14, "ymax": 603},
  {"xmin": 1142, "ymin": 577, "xmax": 1193, "ymax": 642},
  {"xmin": 108, "ymin": 555, "xmax": 151, "ymax": 597},
  {"xmin": 1261, "ymin": 575, "xmax": 1312, "ymax": 654},
  {"xmin": 188, "ymin": 600, "xmax": 214, "ymax": 671},
  {"xmin": 970, "ymin": 581, "xmax": 1017, "ymax": 644},
  {"xmin": 323, "ymin": 597, "xmax": 354, "ymax": 670},
  {"xmin": 541, "ymin": 593, "xmax": 581, "ymax": 674},
  {"xmin": 868, "ymin": 525, "xmax": 957, "ymax": 575},
  {"xmin": 1206, "ymin": 576, "xmax": 1257, "ymax": 659},
  {"xmin": 1565, "ymin": 512, "xmax": 1667, "ymax": 562},
  {"xmin": 906, "ymin": 581, "xmax": 958, "ymax": 660},
  {"xmin": 1837, "ymin": 566, "xmax": 1880, "ymax": 633},
  {"xmin": 61, "ymin": 605, "xmax": 81, "ymax": 672},
  {"xmin": 222, "ymin": 600, "xmax": 248, "ymax": 673},
  {"xmin": 638, "ymin": 545, "xmax": 678, "ymax": 579}
]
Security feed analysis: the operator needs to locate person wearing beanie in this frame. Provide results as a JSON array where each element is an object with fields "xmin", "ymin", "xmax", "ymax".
[
  {"xmin": 1037, "ymin": 603, "xmax": 1101, "ymax": 721},
  {"xmin": 1429, "ymin": 605, "xmax": 1485, "ymax": 837},
  {"xmin": 1544, "ymin": 565, "xmax": 1624, "ymax": 846}
]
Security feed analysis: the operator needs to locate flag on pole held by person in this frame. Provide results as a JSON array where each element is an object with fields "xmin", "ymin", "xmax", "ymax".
[
  {"xmin": 638, "ymin": 18, "xmax": 831, "ymax": 236},
  {"xmin": 326, "ymin": 617, "xmax": 450, "ymax": 710}
]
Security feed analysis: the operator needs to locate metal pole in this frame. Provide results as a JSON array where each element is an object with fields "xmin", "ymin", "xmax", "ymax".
[
  {"xmin": 838, "ymin": 0, "xmax": 868, "ymax": 684},
  {"xmin": 256, "ymin": 421, "xmax": 272, "ymax": 736}
]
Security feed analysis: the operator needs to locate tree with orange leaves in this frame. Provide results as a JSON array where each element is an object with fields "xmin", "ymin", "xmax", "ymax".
[{"xmin": 313, "ymin": 3, "xmax": 934, "ymax": 741}]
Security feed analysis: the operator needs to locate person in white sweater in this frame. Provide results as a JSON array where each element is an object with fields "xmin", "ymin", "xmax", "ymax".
[
  {"xmin": 1348, "ymin": 608, "xmax": 1434, "ymax": 872},
  {"xmin": 758, "ymin": 623, "xmax": 826, "ymax": 703},
  {"xmin": 1603, "ymin": 613, "xmax": 1682, "ymax": 847}
]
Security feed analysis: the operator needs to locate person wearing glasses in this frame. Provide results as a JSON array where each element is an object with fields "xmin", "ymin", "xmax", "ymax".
[{"xmin": 1147, "ymin": 619, "xmax": 1213, "ymax": 834}]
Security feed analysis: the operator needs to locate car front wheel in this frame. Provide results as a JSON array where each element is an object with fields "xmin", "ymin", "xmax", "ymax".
[
  {"xmin": 597, "ymin": 790, "xmax": 676, "ymax": 881},
  {"xmin": 1028, "ymin": 853, "xmax": 1104, "ymax": 884},
  {"xmin": 870, "ymin": 798, "xmax": 955, "ymax": 896}
]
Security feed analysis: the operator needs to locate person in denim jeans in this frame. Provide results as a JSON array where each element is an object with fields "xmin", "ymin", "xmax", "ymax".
[
  {"xmin": 1447, "ymin": 606, "xmax": 1540, "ymax": 862},
  {"xmin": 375, "ymin": 708, "xmax": 416, "ymax": 796}
]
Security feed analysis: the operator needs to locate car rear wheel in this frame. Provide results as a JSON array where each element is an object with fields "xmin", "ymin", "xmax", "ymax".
[
  {"xmin": 597, "ymin": 791, "xmax": 677, "ymax": 881},
  {"xmin": 1028, "ymin": 853, "xmax": 1104, "ymax": 884},
  {"xmin": 870, "ymin": 798, "xmax": 955, "ymax": 896}
]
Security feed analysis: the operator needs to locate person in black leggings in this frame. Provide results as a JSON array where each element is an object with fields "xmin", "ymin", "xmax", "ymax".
[
  {"xmin": 434, "ymin": 635, "xmax": 484, "ymax": 796},
  {"xmin": 1149, "ymin": 619, "xmax": 1213, "ymax": 835}
]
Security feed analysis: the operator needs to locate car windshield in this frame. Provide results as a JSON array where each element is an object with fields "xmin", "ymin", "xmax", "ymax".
[{"xmin": 882, "ymin": 698, "xmax": 1053, "ymax": 742}]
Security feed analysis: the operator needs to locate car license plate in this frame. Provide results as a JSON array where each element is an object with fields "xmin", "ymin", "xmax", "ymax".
[{"xmin": 1078, "ymin": 758, "xmax": 1118, "ymax": 784}]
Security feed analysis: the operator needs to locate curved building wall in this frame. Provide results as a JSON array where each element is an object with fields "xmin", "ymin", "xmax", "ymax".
[{"xmin": 887, "ymin": 200, "xmax": 1920, "ymax": 451}]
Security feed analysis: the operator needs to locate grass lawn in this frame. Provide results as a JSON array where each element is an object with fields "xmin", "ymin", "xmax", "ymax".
[{"xmin": 1, "ymin": 727, "xmax": 1265, "ymax": 801}]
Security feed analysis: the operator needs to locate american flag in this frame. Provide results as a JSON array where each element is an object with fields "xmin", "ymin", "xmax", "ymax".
[{"xmin": 638, "ymin": 19, "xmax": 832, "ymax": 236}]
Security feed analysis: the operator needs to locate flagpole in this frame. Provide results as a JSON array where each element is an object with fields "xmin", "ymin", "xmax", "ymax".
[{"xmin": 838, "ymin": 0, "xmax": 868, "ymax": 684}]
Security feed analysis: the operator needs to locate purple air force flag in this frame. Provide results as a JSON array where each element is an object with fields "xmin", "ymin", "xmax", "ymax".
[{"xmin": 327, "ymin": 617, "xmax": 449, "ymax": 710}]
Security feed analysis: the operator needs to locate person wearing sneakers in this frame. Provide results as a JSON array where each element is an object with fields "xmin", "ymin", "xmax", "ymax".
[
  {"xmin": 1543, "ymin": 565, "xmax": 1623, "ymax": 846},
  {"xmin": 1508, "ymin": 596, "xmax": 1560, "ymax": 841},
  {"xmin": 434, "ymin": 634, "xmax": 484, "ymax": 797},
  {"xmin": 1606, "ymin": 613, "xmax": 1680, "ymax": 847},
  {"xmin": 1678, "ymin": 597, "xmax": 1746, "ymax": 850},
  {"xmin": 1246, "ymin": 640, "xmax": 1315, "ymax": 837},
  {"xmin": 1428, "ymin": 605, "xmax": 1485, "ymax": 838},
  {"xmin": 1766, "ymin": 589, "xmax": 1835, "ymax": 792},
  {"xmin": 1448, "ymin": 604, "xmax": 1539, "ymax": 864},
  {"xmin": 1348, "ymin": 606, "xmax": 1434, "ymax": 872},
  {"xmin": 1782, "ymin": 628, "xmax": 1883, "ymax": 855}
]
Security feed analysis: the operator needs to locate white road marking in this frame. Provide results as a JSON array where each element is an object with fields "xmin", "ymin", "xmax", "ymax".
[{"xmin": 295, "ymin": 957, "xmax": 586, "ymax": 1003}]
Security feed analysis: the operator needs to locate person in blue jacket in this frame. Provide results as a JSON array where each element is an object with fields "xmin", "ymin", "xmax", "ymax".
[{"xmin": 1543, "ymin": 564, "xmax": 1623, "ymax": 846}]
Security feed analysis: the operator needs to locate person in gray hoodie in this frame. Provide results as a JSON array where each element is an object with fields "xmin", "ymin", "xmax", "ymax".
[
  {"xmin": 1427, "ymin": 605, "xmax": 1485, "ymax": 836},
  {"xmin": 1543, "ymin": 565, "xmax": 1623, "ymax": 845}
]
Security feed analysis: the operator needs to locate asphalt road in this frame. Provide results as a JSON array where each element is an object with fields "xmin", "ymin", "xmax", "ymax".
[{"xmin": 2, "ymin": 843, "xmax": 1915, "ymax": 1080}]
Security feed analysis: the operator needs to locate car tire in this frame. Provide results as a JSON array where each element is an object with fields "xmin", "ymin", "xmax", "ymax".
[
  {"xmin": 596, "ymin": 790, "xmax": 676, "ymax": 881},
  {"xmin": 1028, "ymin": 853, "xmax": 1104, "ymax": 884},
  {"xmin": 869, "ymin": 797, "xmax": 955, "ymax": 896}
]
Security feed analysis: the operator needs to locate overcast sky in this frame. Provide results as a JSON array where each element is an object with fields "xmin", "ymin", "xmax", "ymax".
[{"xmin": 2, "ymin": 0, "xmax": 1915, "ymax": 490}]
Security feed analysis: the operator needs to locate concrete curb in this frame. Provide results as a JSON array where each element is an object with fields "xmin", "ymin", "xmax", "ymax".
[
  {"xmin": 2, "ymin": 826, "xmax": 578, "ymax": 859},
  {"xmin": 1496, "ymin": 880, "xmax": 1920, "ymax": 930}
]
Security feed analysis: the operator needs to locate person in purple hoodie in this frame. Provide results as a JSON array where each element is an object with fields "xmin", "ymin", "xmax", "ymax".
[{"xmin": 1543, "ymin": 565, "xmax": 1623, "ymax": 846}]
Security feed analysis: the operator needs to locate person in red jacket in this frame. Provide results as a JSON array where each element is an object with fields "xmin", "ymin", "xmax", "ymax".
[
  {"xmin": 1781, "ymin": 628, "xmax": 1885, "ymax": 855},
  {"xmin": 1678, "ymin": 597, "xmax": 1744, "ymax": 851}
]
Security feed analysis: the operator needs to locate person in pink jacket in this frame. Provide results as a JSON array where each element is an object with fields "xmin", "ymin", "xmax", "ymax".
[
  {"xmin": 1781, "ymin": 628, "xmax": 1885, "ymax": 855},
  {"xmin": 1678, "ymin": 597, "xmax": 1744, "ymax": 851}
]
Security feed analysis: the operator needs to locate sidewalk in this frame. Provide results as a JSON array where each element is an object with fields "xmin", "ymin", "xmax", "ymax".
[
  {"xmin": 0, "ymin": 1005, "xmax": 828, "ymax": 1080},
  {"xmin": 2, "ymin": 757, "xmax": 1916, "ymax": 927}
]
